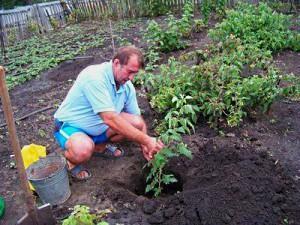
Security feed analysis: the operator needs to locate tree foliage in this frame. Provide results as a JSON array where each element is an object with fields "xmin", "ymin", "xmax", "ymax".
[{"xmin": 1, "ymin": 0, "xmax": 52, "ymax": 9}]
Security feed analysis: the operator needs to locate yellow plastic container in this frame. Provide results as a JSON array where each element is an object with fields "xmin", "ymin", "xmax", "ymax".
[{"xmin": 21, "ymin": 144, "xmax": 46, "ymax": 190}]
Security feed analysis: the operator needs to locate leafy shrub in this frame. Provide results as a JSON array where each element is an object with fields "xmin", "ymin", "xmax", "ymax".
[
  {"xmin": 137, "ymin": 0, "xmax": 169, "ymax": 17},
  {"xmin": 62, "ymin": 205, "xmax": 109, "ymax": 225},
  {"xmin": 68, "ymin": 9, "xmax": 79, "ymax": 23},
  {"xmin": 200, "ymin": 0, "xmax": 228, "ymax": 24},
  {"xmin": 223, "ymin": 69, "xmax": 280, "ymax": 126},
  {"xmin": 287, "ymin": 32, "xmax": 300, "ymax": 52},
  {"xmin": 209, "ymin": 3, "xmax": 298, "ymax": 52},
  {"xmin": 265, "ymin": 0, "xmax": 295, "ymax": 13},
  {"xmin": 147, "ymin": 93, "xmax": 197, "ymax": 196},
  {"xmin": 50, "ymin": 18, "xmax": 60, "ymax": 30},
  {"xmin": 146, "ymin": 142, "xmax": 192, "ymax": 197},
  {"xmin": 177, "ymin": 1, "xmax": 194, "ymax": 37},
  {"xmin": 143, "ymin": 1, "xmax": 196, "ymax": 54},
  {"xmin": 144, "ymin": 35, "xmax": 279, "ymax": 128},
  {"xmin": 7, "ymin": 28, "xmax": 17, "ymax": 45},
  {"xmin": 141, "ymin": 58, "xmax": 197, "ymax": 196},
  {"xmin": 148, "ymin": 0, "xmax": 169, "ymax": 17},
  {"xmin": 280, "ymin": 74, "xmax": 300, "ymax": 100},
  {"xmin": 144, "ymin": 17, "xmax": 186, "ymax": 53},
  {"xmin": 144, "ymin": 49, "xmax": 160, "ymax": 71},
  {"xmin": 142, "ymin": 3, "xmax": 298, "ymax": 196},
  {"xmin": 193, "ymin": 19, "xmax": 206, "ymax": 33},
  {"xmin": 133, "ymin": 70, "xmax": 157, "ymax": 91},
  {"xmin": 27, "ymin": 20, "xmax": 40, "ymax": 35}
]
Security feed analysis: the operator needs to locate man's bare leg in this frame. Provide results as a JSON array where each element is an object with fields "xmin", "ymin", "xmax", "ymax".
[
  {"xmin": 94, "ymin": 112, "xmax": 147, "ymax": 156},
  {"xmin": 64, "ymin": 113, "xmax": 147, "ymax": 178},
  {"xmin": 64, "ymin": 133, "xmax": 95, "ymax": 179}
]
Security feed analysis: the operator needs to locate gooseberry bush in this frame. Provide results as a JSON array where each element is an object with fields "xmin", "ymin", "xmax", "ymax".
[
  {"xmin": 209, "ymin": 2, "xmax": 300, "ymax": 52},
  {"xmin": 200, "ymin": 0, "xmax": 228, "ymax": 24},
  {"xmin": 140, "ymin": 2, "xmax": 299, "ymax": 196},
  {"xmin": 143, "ymin": 1, "xmax": 195, "ymax": 54}
]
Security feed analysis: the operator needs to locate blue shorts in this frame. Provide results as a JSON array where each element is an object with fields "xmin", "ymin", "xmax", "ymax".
[{"xmin": 53, "ymin": 120, "xmax": 109, "ymax": 149}]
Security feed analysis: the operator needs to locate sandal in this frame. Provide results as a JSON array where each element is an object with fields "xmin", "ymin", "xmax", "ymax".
[
  {"xmin": 93, "ymin": 144, "xmax": 124, "ymax": 158},
  {"xmin": 68, "ymin": 164, "xmax": 91, "ymax": 181}
]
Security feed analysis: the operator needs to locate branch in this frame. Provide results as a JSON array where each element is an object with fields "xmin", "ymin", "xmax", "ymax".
[
  {"xmin": 109, "ymin": 19, "xmax": 115, "ymax": 55},
  {"xmin": 0, "ymin": 105, "xmax": 53, "ymax": 128}
]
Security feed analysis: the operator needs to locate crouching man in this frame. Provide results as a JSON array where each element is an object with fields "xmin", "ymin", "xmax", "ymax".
[{"xmin": 54, "ymin": 46, "xmax": 164, "ymax": 180}]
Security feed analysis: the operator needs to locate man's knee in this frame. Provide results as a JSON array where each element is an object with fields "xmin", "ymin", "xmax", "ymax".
[{"xmin": 65, "ymin": 133, "xmax": 95, "ymax": 161}]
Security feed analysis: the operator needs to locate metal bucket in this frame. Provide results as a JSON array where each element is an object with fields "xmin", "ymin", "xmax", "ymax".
[{"xmin": 26, "ymin": 155, "xmax": 71, "ymax": 206}]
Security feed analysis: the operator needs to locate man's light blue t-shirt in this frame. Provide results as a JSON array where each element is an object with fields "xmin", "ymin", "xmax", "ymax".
[{"xmin": 54, "ymin": 61, "xmax": 140, "ymax": 136}]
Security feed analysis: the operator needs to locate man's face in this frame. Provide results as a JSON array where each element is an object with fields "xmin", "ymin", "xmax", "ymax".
[{"xmin": 113, "ymin": 55, "xmax": 140, "ymax": 85}]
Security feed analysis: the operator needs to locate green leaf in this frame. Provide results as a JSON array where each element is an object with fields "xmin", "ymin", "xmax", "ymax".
[
  {"xmin": 162, "ymin": 174, "xmax": 178, "ymax": 184},
  {"xmin": 176, "ymin": 127, "xmax": 186, "ymax": 134},
  {"xmin": 161, "ymin": 147, "xmax": 177, "ymax": 158},
  {"xmin": 145, "ymin": 184, "xmax": 153, "ymax": 193},
  {"xmin": 172, "ymin": 96, "xmax": 178, "ymax": 103},
  {"xmin": 187, "ymin": 120, "xmax": 195, "ymax": 133},
  {"xmin": 97, "ymin": 222, "xmax": 109, "ymax": 225},
  {"xmin": 177, "ymin": 143, "xmax": 192, "ymax": 159},
  {"xmin": 170, "ymin": 133, "xmax": 182, "ymax": 142},
  {"xmin": 152, "ymin": 153, "xmax": 167, "ymax": 168}
]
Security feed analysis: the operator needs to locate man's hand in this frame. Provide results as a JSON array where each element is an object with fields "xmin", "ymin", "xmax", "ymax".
[
  {"xmin": 100, "ymin": 111, "xmax": 164, "ymax": 160},
  {"xmin": 141, "ymin": 137, "xmax": 164, "ymax": 161}
]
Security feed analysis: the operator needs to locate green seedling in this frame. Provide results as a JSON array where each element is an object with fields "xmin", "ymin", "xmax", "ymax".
[{"xmin": 62, "ymin": 205, "xmax": 110, "ymax": 225}]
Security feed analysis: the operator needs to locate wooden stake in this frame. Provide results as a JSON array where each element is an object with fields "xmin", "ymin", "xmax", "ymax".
[
  {"xmin": 109, "ymin": 19, "xmax": 115, "ymax": 55},
  {"xmin": 0, "ymin": 67, "xmax": 40, "ymax": 224}
]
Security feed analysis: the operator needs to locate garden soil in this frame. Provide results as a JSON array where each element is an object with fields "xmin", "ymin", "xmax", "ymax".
[{"xmin": 0, "ymin": 18, "xmax": 300, "ymax": 225}]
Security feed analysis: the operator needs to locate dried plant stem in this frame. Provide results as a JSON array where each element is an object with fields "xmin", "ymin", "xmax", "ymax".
[{"xmin": 109, "ymin": 19, "xmax": 115, "ymax": 55}]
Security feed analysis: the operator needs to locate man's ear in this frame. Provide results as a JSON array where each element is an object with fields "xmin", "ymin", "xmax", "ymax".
[{"xmin": 113, "ymin": 58, "xmax": 120, "ymax": 66}]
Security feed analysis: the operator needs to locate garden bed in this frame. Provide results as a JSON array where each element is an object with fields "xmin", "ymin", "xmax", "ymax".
[{"xmin": 0, "ymin": 5, "xmax": 300, "ymax": 225}]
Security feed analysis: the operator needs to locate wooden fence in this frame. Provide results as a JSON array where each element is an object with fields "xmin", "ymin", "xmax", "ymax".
[
  {"xmin": 1, "ymin": 0, "xmax": 223, "ymax": 46},
  {"xmin": 0, "ymin": 0, "xmax": 295, "ymax": 47},
  {"xmin": 0, "ymin": 1, "xmax": 71, "ymax": 45}
]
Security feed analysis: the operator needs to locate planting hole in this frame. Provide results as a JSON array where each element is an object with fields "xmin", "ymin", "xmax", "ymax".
[{"xmin": 129, "ymin": 170, "xmax": 183, "ymax": 197}]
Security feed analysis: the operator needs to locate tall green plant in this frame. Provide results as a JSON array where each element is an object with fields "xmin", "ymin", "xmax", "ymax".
[
  {"xmin": 136, "ymin": 0, "xmax": 169, "ymax": 17},
  {"xmin": 177, "ymin": 1, "xmax": 194, "ymax": 37},
  {"xmin": 143, "ymin": 1, "xmax": 196, "ymax": 54},
  {"xmin": 144, "ymin": 16, "xmax": 186, "ymax": 53},
  {"xmin": 142, "ymin": 40, "xmax": 283, "ymax": 195},
  {"xmin": 280, "ymin": 74, "xmax": 300, "ymax": 100},
  {"xmin": 142, "ymin": 2, "xmax": 298, "ymax": 197},
  {"xmin": 200, "ymin": 0, "xmax": 228, "ymax": 24},
  {"xmin": 209, "ymin": 3, "xmax": 298, "ymax": 52},
  {"xmin": 146, "ymin": 94, "xmax": 198, "ymax": 196},
  {"xmin": 143, "ymin": 36, "xmax": 280, "ymax": 129}
]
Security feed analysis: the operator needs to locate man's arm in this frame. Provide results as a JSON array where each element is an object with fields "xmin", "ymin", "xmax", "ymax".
[{"xmin": 100, "ymin": 111, "xmax": 163, "ymax": 160}]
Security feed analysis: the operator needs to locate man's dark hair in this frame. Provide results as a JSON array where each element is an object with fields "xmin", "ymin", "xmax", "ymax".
[{"xmin": 113, "ymin": 46, "xmax": 144, "ymax": 68}]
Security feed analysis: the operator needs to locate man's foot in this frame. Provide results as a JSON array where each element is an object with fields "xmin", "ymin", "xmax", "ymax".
[
  {"xmin": 93, "ymin": 144, "xmax": 124, "ymax": 158},
  {"xmin": 67, "ymin": 161, "xmax": 91, "ymax": 181}
]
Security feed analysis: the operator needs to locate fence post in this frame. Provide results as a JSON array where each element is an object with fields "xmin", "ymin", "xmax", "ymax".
[
  {"xmin": 18, "ymin": 13, "xmax": 23, "ymax": 41},
  {"xmin": 17, "ymin": 22, "xmax": 23, "ymax": 41},
  {"xmin": 32, "ymin": 4, "xmax": 45, "ymax": 34},
  {"xmin": 0, "ymin": 14, "xmax": 7, "ymax": 62},
  {"xmin": 37, "ymin": 4, "xmax": 52, "ymax": 32}
]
